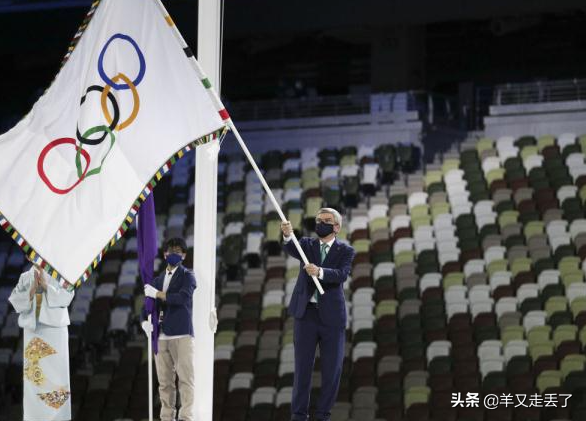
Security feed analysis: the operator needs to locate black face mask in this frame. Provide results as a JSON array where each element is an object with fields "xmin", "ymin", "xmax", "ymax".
[{"xmin": 315, "ymin": 222, "xmax": 335, "ymax": 238}]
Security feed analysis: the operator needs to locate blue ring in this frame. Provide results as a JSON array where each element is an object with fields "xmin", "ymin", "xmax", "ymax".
[{"xmin": 98, "ymin": 33, "xmax": 146, "ymax": 90}]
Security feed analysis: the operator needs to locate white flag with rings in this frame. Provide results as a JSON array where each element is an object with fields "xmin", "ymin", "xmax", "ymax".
[{"xmin": 0, "ymin": 0, "xmax": 229, "ymax": 287}]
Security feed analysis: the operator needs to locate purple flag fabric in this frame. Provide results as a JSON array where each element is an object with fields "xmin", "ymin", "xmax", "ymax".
[{"xmin": 137, "ymin": 192, "xmax": 159, "ymax": 353}]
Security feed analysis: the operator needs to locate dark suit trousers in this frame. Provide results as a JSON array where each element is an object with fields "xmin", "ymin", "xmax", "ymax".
[{"xmin": 292, "ymin": 305, "xmax": 345, "ymax": 421}]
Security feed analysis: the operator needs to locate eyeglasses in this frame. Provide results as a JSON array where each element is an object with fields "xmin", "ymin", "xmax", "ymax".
[{"xmin": 315, "ymin": 218, "xmax": 337, "ymax": 225}]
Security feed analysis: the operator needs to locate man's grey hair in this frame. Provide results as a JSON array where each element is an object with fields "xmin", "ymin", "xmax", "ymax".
[{"xmin": 316, "ymin": 207, "xmax": 343, "ymax": 228}]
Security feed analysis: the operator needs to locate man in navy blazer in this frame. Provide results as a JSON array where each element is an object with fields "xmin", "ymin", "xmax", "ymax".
[
  {"xmin": 142, "ymin": 237, "xmax": 197, "ymax": 421},
  {"xmin": 282, "ymin": 208, "xmax": 355, "ymax": 421}
]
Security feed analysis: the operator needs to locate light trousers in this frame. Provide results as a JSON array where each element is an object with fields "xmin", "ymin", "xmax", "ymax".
[{"xmin": 155, "ymin": 336, "xmax": 195, "ymax": 421}]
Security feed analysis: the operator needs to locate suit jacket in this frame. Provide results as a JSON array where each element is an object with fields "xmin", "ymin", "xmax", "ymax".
[
  {"xmin": 149, "ymin": 264, "xmax": 197, "ymax": 336},
  {"xmin": 284, "ymin": 237, "xmax": 355, "ymax": 327}
]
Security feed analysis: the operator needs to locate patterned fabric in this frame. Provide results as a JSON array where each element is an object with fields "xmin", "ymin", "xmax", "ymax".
[
  {"xmin": 23, "ymin": 328, "xmax": 71, "ymax": 419},
  {"xmin": 35, "ymin": 293, "xmax": 42, "ymax": 319},
  {"xmin": 38, "ymin": 389, "xmax": 71, "ymax": 410},
  {"xmin": 24, "ymin": 362, "xmax": 45, "ymax": 387},
  {"xmin": 24, "ymin": 337, "xmax": 57, "ymax": 363},
  {"xmin": 24, "ymin": 337, "xmax": 57, "ymax": 387}
]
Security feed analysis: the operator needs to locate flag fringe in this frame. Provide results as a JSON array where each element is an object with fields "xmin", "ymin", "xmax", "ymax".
[
  {"xmin": 60, "ymin": 1, "xmax": 102, "ymax": 68},
  {"xmin": 0, "ymin": 127, "xmax": 227, "ymax": 290}
]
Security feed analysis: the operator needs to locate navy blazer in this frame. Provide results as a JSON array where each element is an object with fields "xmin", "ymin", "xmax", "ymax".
[
  {"xmin": 284, "ymin": 237, "xmax": 355, "ymax": 327},
  {"xmin": 145, "ymin": 264, "xmax": 197, "ymax": 337}
]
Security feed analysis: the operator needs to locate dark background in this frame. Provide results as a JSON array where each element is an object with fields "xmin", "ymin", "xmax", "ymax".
[{"xmin": 0, "ymin": 0, "xmax": 585, "ymax": 128}]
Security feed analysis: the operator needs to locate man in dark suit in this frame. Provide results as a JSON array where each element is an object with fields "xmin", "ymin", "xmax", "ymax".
[
  {"xmin": 142, "ymin": 237, "xmax": 197, "ymax": 421},
  {"xmin": 281, "ymin": 208, "xmax": 355, "ymax": 421}
]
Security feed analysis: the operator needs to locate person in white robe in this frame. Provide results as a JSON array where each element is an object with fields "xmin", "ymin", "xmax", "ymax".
[{"xmin": 8, "ymin": 262, "xmax": 75, "ymax": 421}]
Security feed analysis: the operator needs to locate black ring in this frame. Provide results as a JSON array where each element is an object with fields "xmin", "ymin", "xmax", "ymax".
[{"xmin": 76, "ymin": 85, "xmax": 120, "ymax": 146}]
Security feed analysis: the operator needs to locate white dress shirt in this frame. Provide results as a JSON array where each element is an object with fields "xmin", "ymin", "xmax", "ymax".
[{"xmin": 158, "ymin": 266, "xmax": 190, "ymax": 341}]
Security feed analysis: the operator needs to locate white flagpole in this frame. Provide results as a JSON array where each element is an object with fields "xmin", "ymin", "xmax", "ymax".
[
  {"xmin": 195, "ymin": 1, "xmax": 222, "ymax": 421},
  {"xmin": 227, "ymin": 121, "xmax": 325, "ymax": 294},
  {"xmin": 152, "ymin": 1, "xmax": 220, "ymax": 419},
  {"xmin": 147, "ymin": 314, "xmax": 153, "ymax": 421}
]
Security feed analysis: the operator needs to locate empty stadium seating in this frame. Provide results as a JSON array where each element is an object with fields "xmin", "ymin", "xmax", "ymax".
[{"xmin": 2, "ymin": 133, "xmax": 586, "ymax": 421}]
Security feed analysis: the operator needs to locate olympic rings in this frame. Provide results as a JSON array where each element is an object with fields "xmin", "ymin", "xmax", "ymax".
[
  {"xmin": 38, "ymin": 33, "xmax": 146, "ymax": 195},
  {"xmin": 98, "ymin": 33, "xmax": 146, "ymax": 90},
  {"xmin": 76, "ymin": 85, "xmax": 120, "ymax": 146},
  {"xmin": 100, "ymin": 73, "xmax": 140, "ymax": 130},
  {"xmin": 37, "ymin": 138, "xmax": 91, "ymax": 195}
]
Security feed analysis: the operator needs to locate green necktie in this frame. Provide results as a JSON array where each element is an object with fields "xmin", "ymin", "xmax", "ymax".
[
  {"xmin": 315, "ymin": 243, "xmax": 329, "ymax": 302},
  {"xmin": 321, "ymin": 243, "xmax": 329, "ymax": 262}
]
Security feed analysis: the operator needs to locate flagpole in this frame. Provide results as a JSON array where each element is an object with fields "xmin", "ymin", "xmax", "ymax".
[
  {"xmin": 153, "ymin": 0, "xmax": 222, "ymax": 418},
  {"xmin": 147, "ymin": 314, "xmax": 154, "ymax": 421},
  {"xmin": 227, "ymin": 122, "xmax": 325, "ymax": 294}
]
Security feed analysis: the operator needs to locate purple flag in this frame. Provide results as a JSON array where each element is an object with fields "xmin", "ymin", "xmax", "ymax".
[{"xmin": 137, "ymin": 192, "xmax": 159, "ymax": 353}]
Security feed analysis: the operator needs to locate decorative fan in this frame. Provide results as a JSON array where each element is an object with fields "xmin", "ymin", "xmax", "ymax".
[
  {"xmin": 24, "ymin": 337, "xmax": 57, "ymax": 363},
  {"xmin": 38, "ymin": 389, "xmax": 71, "ymax": 409}
]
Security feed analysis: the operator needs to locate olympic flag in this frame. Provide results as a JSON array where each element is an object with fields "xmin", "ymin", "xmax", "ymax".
[{"xmin": 0, "ymin": 0, "xmax": 229, "ymax": 286}]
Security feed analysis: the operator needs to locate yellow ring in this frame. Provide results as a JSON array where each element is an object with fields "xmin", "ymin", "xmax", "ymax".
[{"xmin": 100, "ymin": 72, "xmax": 140, "ymax": 131}]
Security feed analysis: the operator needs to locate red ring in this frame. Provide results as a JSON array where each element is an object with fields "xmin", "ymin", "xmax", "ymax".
[{"xmin": 37, "ymin": 138, "xmax": 91, "ymax": 195}]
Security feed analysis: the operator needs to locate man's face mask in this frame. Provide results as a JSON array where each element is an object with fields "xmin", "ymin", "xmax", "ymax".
[
  {"xmin": 315, "ymin": 221, "xmax": 335, "ymax": 238},
  {"xmin": 165, "ymin": 253, "xmax": 183, "ymax": 267}
]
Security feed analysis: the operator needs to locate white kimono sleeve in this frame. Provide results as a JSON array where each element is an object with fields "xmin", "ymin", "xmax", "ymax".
[
  {"xmin": 8, "ymin": 270, "xmax": 34, "ymax": 314},
  {"xmin": 45, "ymin": 278, "xmax": 75, "ymax": 308}
]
